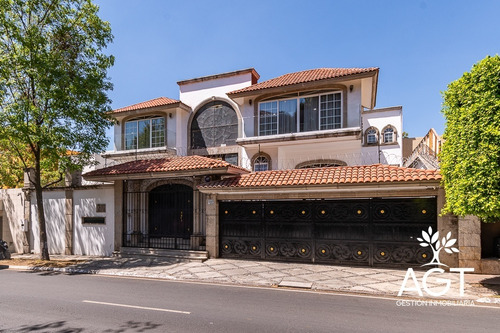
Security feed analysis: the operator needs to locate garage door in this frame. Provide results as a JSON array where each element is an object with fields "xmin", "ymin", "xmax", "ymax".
[{"xmin": 219, "ymin": 198, "xmax": 436, "ymax": 266}]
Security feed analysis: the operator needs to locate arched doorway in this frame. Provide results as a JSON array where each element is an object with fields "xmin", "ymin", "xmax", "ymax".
[{"xmin": 149, "ymin": 184, "xmax": 193, "ymax": 248}]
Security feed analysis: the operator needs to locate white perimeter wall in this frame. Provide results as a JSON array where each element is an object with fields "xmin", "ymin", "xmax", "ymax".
[
  {"xmin": 0, "ymin": 188, "xmax": 26, "ymax": 253},
  {"xmin": 31, "ymin": 191, "xmax": 66, "ymax": 254},
  {"xmin": 29, "ymin": 187, "xmax": 114, "ymax": 256},
  {"xmin": 73, "ymin": 187, "xmax": 114, "ymax": 256}
]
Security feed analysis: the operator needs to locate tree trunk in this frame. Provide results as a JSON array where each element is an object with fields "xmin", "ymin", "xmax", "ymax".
[{"xmin": 34, "ymin": 160, "xmax": 50, "ymax": 261}]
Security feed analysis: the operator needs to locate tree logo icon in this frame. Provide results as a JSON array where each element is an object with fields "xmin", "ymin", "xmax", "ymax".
[{"xmin": 417, "ymin": 226, "xmax": 459, "ymax": 266}]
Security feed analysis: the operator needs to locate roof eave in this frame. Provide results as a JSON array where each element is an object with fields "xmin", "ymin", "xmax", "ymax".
[
  {"xmin": 111, "ymin": 101, "xmax": 191, "ymax": 116},
  {"xmin": 198, "ymin": 179, "xmax": 442, "ymax": 194},
  {"xmin": 227, "ymin": 70, "xmax": 379, "ymax": 98},
  {"xmin": 371, "ymin": 68, "xmax": 379, "ymax": 109},
  {"xmin": 83, "ymin": 166, "xmax": 248, "ymax": 182}
]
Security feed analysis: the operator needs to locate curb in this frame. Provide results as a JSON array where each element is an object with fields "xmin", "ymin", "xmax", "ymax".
[{"xmin": 5, "ymin": 264, "xmax": 498, "ymax": 304}]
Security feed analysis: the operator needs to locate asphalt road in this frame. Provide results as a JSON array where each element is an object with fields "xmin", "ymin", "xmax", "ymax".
[{"xmin": 0, "ymin": 269, "xmax": 498, "ymax": 332}]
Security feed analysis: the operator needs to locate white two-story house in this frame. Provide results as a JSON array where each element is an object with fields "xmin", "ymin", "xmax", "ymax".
[{"xmin": 83, "ymin": 67, "xmax": 443, "ymax": 267}]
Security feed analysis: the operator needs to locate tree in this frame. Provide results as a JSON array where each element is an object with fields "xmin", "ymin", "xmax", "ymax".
[
  {"xmin": 0, "ymin": 0, "xmax": 114, "ymax": 259},
  {"xmin": 440, "ymin": 55, "xmax": 500, "ymax": 222}
]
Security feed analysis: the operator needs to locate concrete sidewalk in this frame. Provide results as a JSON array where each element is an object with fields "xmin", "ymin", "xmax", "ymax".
[{"xmin": 4, "ymin": 254, "xmax": 500, "ymax": 303}]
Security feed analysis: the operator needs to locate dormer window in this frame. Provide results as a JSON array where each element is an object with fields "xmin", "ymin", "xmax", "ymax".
[
  {"xmin": 125, "ymin": 116, "xmax": 165, "ymax": 150},
  {"xmin": 259, "ymin": 92, "xmax": 341, "ymax": 136}
]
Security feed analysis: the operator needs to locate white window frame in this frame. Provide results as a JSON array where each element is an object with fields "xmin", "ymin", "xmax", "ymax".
[
  {"xmin": 367, "ymin": 129, "xmax": 378, "ymax": 144},
  {"xmin": 383, "ymin": 127, "xmax": 394, "ymax": 143},
  {"xmin": 125, "ymin": 116, "xmax": 165, "ymax": 150},
  {"xmin": 258, "ymin": 91, "xmax": 342, "ymax": 136},
  {"xmin": 253, "ymin": 155, "xmax": 270, "ymax": 171}
]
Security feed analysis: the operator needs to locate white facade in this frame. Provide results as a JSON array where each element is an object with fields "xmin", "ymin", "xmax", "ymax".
[
  {"xmin": 106, "ymin": 67, "xmax": 403, "ymax": 171},
  {"xmin": 361, "ymin": 106, "xmax": 403, "ymax": 165}
]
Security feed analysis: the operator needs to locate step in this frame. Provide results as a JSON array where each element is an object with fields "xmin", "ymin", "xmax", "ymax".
[{"xmin": 115, "ymin": 247, "xmax": 209, "ymax": 262}]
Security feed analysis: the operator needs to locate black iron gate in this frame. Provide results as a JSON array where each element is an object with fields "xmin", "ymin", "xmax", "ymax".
[
  {"xmin": 123, "ymin": 184, "xmax": 194, "ymax": 250},
  {"xmin": 219, "ymin": 198, "xmax": 436, "ymax": 266}
]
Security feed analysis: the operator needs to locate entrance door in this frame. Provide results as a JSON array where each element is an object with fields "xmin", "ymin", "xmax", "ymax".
[{"xmin": 149, "ymin": 184, "xmax": 193, "ymax": 245}]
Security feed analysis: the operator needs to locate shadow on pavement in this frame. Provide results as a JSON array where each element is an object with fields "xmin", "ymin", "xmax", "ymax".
[
  {"xmin": 103, "ymin": 321, "xmax": 162, "ymax": 332},
  {"xmin": 14, "ymin": 320, "xmax": 83, "ymax": 332},
  {"xmin": 8, "ymin": 320, "xmax": 162, "ymax": 332},
  {"xmin": 480, "ymin": 276, "xmax": 500, "ymax": 295}
]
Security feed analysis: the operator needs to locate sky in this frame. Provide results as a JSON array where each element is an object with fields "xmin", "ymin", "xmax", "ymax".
[{"xmin": 94, "ymin": 0, "xmax": 500, "ymax": 147}]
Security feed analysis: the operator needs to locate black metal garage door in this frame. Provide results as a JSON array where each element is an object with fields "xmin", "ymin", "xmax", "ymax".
[{"xmin": 219, "ymin": 198, "xmax": 436, "ymax": 266}]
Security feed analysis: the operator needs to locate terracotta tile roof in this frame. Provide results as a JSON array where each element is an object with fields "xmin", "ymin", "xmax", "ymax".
[
  {"xmin": 228, "ymin": 68, "xmax": 378, "ymax": 95},
  {"xmin": 113, "ymin": 97, "xmax": 181, "ymax": 113},
  {"xmin": 199, "ymin": 164, "xmax": 441, "ymax": 189},
  {"xmin": 84, "ymin": 155, "xmax": 249, "ymax": 178}
]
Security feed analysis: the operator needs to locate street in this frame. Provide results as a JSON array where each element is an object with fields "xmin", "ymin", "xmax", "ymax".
[{"xmin": 0, "ymin": 269, "xmax": 498, "ymax": 332}]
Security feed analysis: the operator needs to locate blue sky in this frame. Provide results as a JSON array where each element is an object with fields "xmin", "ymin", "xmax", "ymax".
[{"xmin": 94, "ymin": 0, "xmax": 499, "ymax": 146}]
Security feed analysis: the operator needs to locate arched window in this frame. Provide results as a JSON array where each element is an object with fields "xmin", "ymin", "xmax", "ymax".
[
  {"xmin": 191, "ymin": 101, "xmax": 238, "ymax": 149},
  {"xmin": 254, "ymin": 156, "xmax": 269, "ymax": 171},
  {"xmin": 382, "ymin": 126, "xmax": 396, "ymax": 143},
  {"xmin": 125, "ymin": 116, "xmax": 165, "ymax": 150},
  {"xmin": 296, "ymin": 159, "xmax": 347, "ymax": 169},
  {"xmin": 366, "ymin": 128, "xmax": 378, "ymax": 144},
  {"xmin": 252, "ymin": 153, "xmax": 271, "ymax": 171}
]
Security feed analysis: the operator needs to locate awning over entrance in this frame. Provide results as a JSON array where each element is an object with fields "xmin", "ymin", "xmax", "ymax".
[{"xmin": 83, "ymin": 155, "xmax": 250, "ymax": 181}]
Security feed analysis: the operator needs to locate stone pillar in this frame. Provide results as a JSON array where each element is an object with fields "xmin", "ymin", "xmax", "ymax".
[
  {"xmin": 23, "ymin": 168, "xmax": 35, "ymax": 189},
  {"xmin": 205, "ymin": 194, "xmax": 218, "ymax": 258},
  {"xmin": 114, "ymin": 180, "xmax": 123, "ymax": 252},
  {"xmin": 436, "ymin": 188, "xmax": 459, "ymax": 268},
  {"xmin": 64, "ymin": 189, "xmax": 73, "ymax": 255},
  {"xmin": 458, "ymin": 215, "xmax": 482, "ymax": 272}
]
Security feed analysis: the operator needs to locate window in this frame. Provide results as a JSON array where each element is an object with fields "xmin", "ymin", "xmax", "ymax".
[
  {"xmin": 191, "ymin": 101, "xmax": 238, "ymax": 148},
  {"xmin": 206, "ymin": 153, "xmax": 239, "ymax": 166},
  {"xmin": 259, "ymin": 92, "xmax": 341, "ymax": 136},
  {"xmin": 366, "ymin": 128, "xmax": 378, "ymax": 144},
  {"xmin": 383, "ymin": 127, "xmax": 395, "ymax": 143},
  {"xmin": 125, "ymin": 116, "xmax": 165, "ymax": 150},
  {"xmin": 296, "ymin": 159, "xmax": 346, "ymax": 169},
  {"xmin": 254, "ymin": 155, "xmax": 269, "ymax": 171},
  {"xmin": 259, "ymin": 101, "xmax": 278, "ymax": 136}
]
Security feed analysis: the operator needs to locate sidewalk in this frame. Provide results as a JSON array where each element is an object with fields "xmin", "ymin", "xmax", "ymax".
[{"xmin": 4, "ymin": 254, "xmax": 500, "ymax": 303}]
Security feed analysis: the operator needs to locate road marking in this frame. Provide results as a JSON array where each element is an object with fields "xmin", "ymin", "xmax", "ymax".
[
  {"xmin": 89, "ymin": 275, "xmax": 500, "ymax": 310},
  {"xmin": 82, "ymin": 300, "xmax": 191, "ymax": 314}
]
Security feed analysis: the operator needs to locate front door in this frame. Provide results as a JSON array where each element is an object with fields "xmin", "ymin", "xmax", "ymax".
[{"xmin": 149, "ymin": 184, "xmax": 193, "ymax": 241}]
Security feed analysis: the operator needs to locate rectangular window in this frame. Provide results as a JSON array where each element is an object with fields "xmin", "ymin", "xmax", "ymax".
[
  {"xmin": 137, "ymin": 119, "xmax": 150, "ymax": 149},
  {"xmin": 320, "ymin": 93, "xmax": 341, "ymax": 130},
  {"xmin": 259, "ymin": 101, "xmax": 278, "ymax": 136},
  {"xmin": 300, "ymin": 96, "xmax": 319, "ymax": 132},
  {"xmin": 278, "ymin": 99, "xmax": 297, "ymax": 134},
  {"xmin": 151, "ymin": 118, "xmax": 165, "ymax": 147},
  {"xmin": 124, "ymin": 117, "xmax": 165, "ymax": 150},
  {"xmin": 259, "ymin": 92, "xmax": 341, "ymax": 136},
  {"xmin": 125, "ymin": 121, "xmax": 137, "ymax": 150}
]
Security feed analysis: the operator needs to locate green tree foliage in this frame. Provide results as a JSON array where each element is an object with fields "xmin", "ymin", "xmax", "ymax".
[
  {"xmin": 440, "ymin": 55, "xmax": 500, "ymax": 222},
  {"xmin": 0, "ymin": 0, "xmax": 114, "ymax": 259}
]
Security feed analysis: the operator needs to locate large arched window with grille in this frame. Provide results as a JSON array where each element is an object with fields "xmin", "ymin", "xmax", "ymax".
[{"xmin": 191, "ymin": 101, "xmax": 238, "ymax": 149}]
